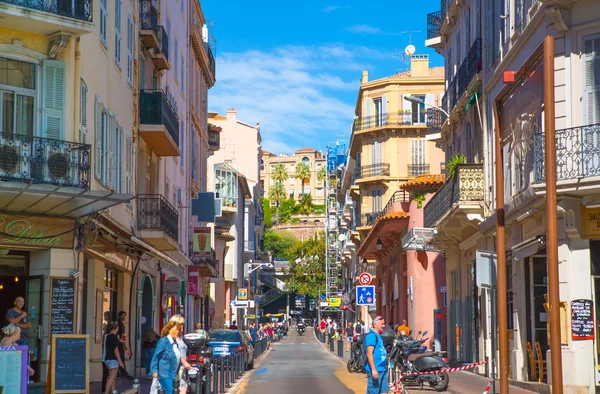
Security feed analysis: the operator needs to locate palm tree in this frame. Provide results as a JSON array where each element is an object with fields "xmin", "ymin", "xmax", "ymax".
[
  {"xmin": 268, "ymin": 181, "xmax": 286, "ymax": 224},
  {"xmin": 317, "ymin": 165, "xmax": 327, "ymax": 188},
  {"xmin": 299, "ymin": 193, "xmax": 313, "ymax": 215},
  {"xmin": 295, "ymin": 162, "xmax": 311, "ymax": 197},
  {"xmin": 272, "ymin": 163, "xmax": 289, "ymax": 183}
]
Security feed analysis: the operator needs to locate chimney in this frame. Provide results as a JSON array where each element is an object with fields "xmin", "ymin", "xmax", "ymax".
[
  {"xmin": 226, "ymin": 108, "xmax": 237, "ymax": 122},
  {"xmin": 361, "ymin": 70, "xmax": 369, "ymax": 84},
  {"xmin": 255, "ymin": 122, "xmax": 260, "ymax": 131},
  {"xmin": 410, "ymin": 54, "xmax": 430, "ymax": 78}
]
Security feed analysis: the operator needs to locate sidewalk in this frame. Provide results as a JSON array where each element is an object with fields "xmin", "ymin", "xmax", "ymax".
[
  {"xmin": 447, "ymin": 372, "xmax": 542, "ymax": 394},
  {"xmin": 90, "ymin": 377, "xmax": 151, "ymax": 394}
]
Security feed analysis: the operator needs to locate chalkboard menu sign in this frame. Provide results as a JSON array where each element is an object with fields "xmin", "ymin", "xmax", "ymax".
[
  {"xmin": 571, "ymin": 299, "xmax": 594, "ymax": 340},
  {"xmin": 0, "ymin": 345, "xmax": 28, "ymax": 394},
  {"xmin": 50, "ymin": 277, "xmax": 75, "ymax": 335},
  {"xmin": 50, "ymin": 335, "xmax": 89, "ymax": 393}
]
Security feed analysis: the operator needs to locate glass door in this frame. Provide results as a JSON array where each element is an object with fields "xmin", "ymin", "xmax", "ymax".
[{"xmin": 25, "ymin": 275, "xmax": 44, "ymax": 382}]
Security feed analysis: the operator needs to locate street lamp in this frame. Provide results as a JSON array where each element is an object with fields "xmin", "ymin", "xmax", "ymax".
[
  {"xmin": 376, "ymin": 238, "xmax": 383, "ymax": 251},
  {"xmin": 403, "ymin": 95, "xmax": 450, "ymax": 118},
  {"xmin": 361, "ymin": 257, "xmax": 369, "ymax": 271},
  {"xmin": 247, "ymin": 261, "xmax": 273, "ymax": 273}
]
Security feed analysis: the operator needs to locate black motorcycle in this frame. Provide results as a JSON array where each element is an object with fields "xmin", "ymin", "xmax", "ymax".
[
  {"xmin": 387, "ymin": 331, "xmax": 449, "ymax": 392},
  {"xmin": 346, "ymin": 334, "xmax": 365, "ymax": 373},
  {"xmin": 183, "ymin": 331, "xmax": 214, "ymax": 394},
  {"xmin": 297, "ymin": 323, "xmax": 305, "ymax": 336}
]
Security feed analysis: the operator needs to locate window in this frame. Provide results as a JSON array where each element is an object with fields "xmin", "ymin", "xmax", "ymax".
[
  {"xmin": 215, "ymin": 164, "xmax": 238, "ymax": 208},
  {"xmin": 103, "ymin": 269, "xmax": 118, "ymax": 324},
  {"xmin": 371, "ymin": 188, "xmax": 382, "ymax": 212},
  {"xmin": 373, "ymin": 98, "xmax": 382, "ymax": 127},
  {"xmin": 79, "ymin": 79, "xmax": 88, "ymax": 143},
  {"xmin": 114, "ymin": 124, "xmax": 122, "ymax": 193},
  {"xmin": 465, "ymin": 9, "xmax": 471, "ymax": 47},
  {"xmin": 411, "ymin": 139, "xmax": 426, "ymax": 167},
  {"xmin": 180, "ymin": 119, "xmax": 184, "ymax": 167},
  {"xmin": 486, "ymin": 0, "xmax": 495, "ymax": 67},
  {"xmin": 584, "ymin": 34, "xmax": 600, "ymax": 125},
  {"xmin": 126, "ymin": 15, "xmax": 134, "ymax": 85},
  {"xmin": 456, "ymin": 30, "xmax": 461, "ymax": 67},
  {"xmin": 192, "ymin": 133, "xmax": 198, "ymax": 182},
  {"xmin": 289, "ymin": 188, "xmax": 294, "ymax": 198},
  {"xmin": 125, "ymin": 136, "xmax": 132, "ymax": 194},
  {"xmin": 447, "ymin": 49, "xmax": 453, "ymax": 79},
  {"xmin": 507, "ymin": 260, "xmax": 514, "ymax": 330},
  {"xmin": 0, "ymin": 57, "xmax": 36, "ymax": 139},
  {"xmin": 94, "ymin": 96, "xmax": 121, "ymax": 190},
  {"xmin": 114, "ymin": 0, "xmax": 122, "ymax": 66},
  {"xmin": 181, "ymin": 56, "xmax": 185, "ymax": 93},
  {"xmin": 174, "ymin": 39, "xmax": 179, "ymax": 81},
  {"xmin": 515, "ymin": 0, "xmax": 523, "ymax": 30},
  {"xmin": 100, "ymin": 0, "xmax": 108, "ymax": 46},
  {"xmin": 411, "ymin": 95, "xmax": 426, "ymax": 124},
  {"xmin": 371, "ymin": 141, "xmax": 382, "ymax": 165},
  {"xmin": 502, "ymin": 0, "xmax": 510, "ymax": 43}
]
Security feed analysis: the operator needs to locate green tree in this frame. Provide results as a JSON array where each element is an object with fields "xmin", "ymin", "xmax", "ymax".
[
  {"xmin": 279, "ymin": 197, "xmax": 297, "ymax": 223},
  {"xmin": 268, "ymin": 182, "xmax": 286, "ymax": 224},
  {"xmin": 263, "ymin": 230, "xmax": 299, "ymax": 262},
  {"xmin": 272, "ymin": 163, "xmax": 289, "ymax": 183},
  {"xmin": 317, "ymin": 165, "xmax": 327, "ymax": 187},
  {"xmin": 295, "ymin": 162, "xmax": 311, "ymax": 197},
  {"xmin": 298, "ymin": 193, "xmax": 313, "ymax": 215},
  {"xmin": 284, "ymin": 234, "xmax": 326, "ymax": 299},
  {"xmin": 261, "ymin": 197, "xmax": 273, "ymax": 227}
]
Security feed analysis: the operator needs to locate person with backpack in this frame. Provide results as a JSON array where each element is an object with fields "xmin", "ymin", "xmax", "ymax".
[{"xmin": 363, "ymin": 316, "xmax": 388, "ymax": 394}]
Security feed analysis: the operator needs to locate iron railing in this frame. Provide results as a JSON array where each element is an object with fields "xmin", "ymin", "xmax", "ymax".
[
  {"xmin": 467, "ymin": 39, "xmax": 483, "ymax": 84},
  {"xmin": 426, "ymin": 108, "xmax": 445, "ymax": 136},
  {"xmin": 427, "ymin": 11, "xmax": 442, "ymax": 40},
  {"xmin": 408, "ymin": 163, "xmax": 431, "ymax": 176},
  {"xmin": 0, "ymin": 133, "xmax": 91, "ymax": 188},
  {"xmin": 423, "ymin": 164, "xmax": 484, "ymax": 228},
  {"xmin": 206, "ymin": 43, "xmax": 216, "ymax": 78},
  {"xmin": 352, "ymin": 111, "xmax": 426, "ymax": 132},
  {"xmin": 139, "ymin": 90, "xmax": 180, "ymax": 146},
  {"xmin": 444, "ymin": 39, "xmax": 483, "ymax": 118},
  {"xmin": 137, "ymin": 194, "xmax": 179, "ymax": 241},
  {"xmin": 208, "ymin": 127, "xmax": 220, "ymax": 150},
  {"xmin": 448, "ymin": 78, "xmax": 457, "ymax": 113},
  {"xmin": 360, "ymin": 211, "xmax": 383, "ymax": 227},
  {"xmin": 1, "ymin": 0, "xmax": 92, "ymax": 21},
  {"xmin": 369, "ymin": 190, "xmax": 410, "ymax": 223},
  {"xmin": 457, "ymin": 58, "xmax": 468, "ymax": 95},
  {"xmin": 358, "ymin": 163, "xmax": 390, "ymax": 179},
  {"xmin": 140, "ymin": 0, "xmax": 157, "ymax": 31},
  {"xmin": 533, "ymin": 123, "xmax": 600, "ymax": 183},
  {"xmin": 156, "ymin": 25, "xmax": 169, "ymax": 62}
]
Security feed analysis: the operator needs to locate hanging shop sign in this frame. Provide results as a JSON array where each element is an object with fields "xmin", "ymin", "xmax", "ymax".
[
  {"xmin": 581, "ymin": 206, "xmax": 600, "ymax": 239},
  {"xmin": 193, "ymin": 227, "xmax": 212, "ymax": 257},
  {"xmin": 188, "ymin": 268, "xmax": 199, "ymax": 295},
  {"xmin": 238, "ymin": 288, "xmax": 248, "ymax": 300},
  {"xmin": 571, "ymin": 299, "xmax": 594, "ymax": 340},
  {"xmin": 0, "ymin": 213, "xmax": 75, "ymax": 249}
]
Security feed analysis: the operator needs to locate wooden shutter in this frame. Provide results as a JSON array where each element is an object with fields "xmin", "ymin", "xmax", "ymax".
[
  {"xmin": 79, "ymin": 80, "xmax": 88, "ymax": 143},
  {"xmin": 107, "ymin": 114, "xmax": 114, "ymax": 188},
  {"xmin": 115, "ymin": 0, "xmax": 122, "ymax": 65},
  {"xmin": 100, "ymin": 0, "xmax": 108, "ymax": 45},
  {"xmin": 94, "ymin": 96, "xmax": 103, "ymax": 180},
  {"xmin": 125, "ymin": 136, "xmax": 132, "ymax": 194},
  {"xmin": 41, "ymin": 60, "xmax": 66, "ymax": 140},
  {"xmin": 584, "ymin": 35, "xmax": 600, "ymax": 125},
  {"xmin": 127, "ymin": 14, "xmax": 134, "ymax": 85}
]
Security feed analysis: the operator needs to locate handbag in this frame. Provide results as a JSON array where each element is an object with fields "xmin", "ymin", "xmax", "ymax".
[{"xmin": 150, "ymin": 377, "xmax": 161, "ymax": 394}]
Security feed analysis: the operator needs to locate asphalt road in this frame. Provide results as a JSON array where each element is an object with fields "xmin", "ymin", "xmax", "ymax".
[{"xmin": 236, "ymin": 328, "xmax": 450, "ymax": 394}]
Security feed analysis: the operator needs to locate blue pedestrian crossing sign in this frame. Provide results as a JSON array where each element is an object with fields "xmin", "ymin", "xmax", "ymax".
[{"xmin": 356, "ymin": 285, "xmax": 376, "ymax": 306}]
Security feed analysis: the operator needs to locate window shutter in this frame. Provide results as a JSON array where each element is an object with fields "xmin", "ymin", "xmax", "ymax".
[
  {"xmin": 94, "ymin": 96, "xmax": 103, "ymax": 180},
  {"xmin": 100, "ymin": 0, "xmax": 108, "ymax": 45},
  {"xmin": 381, "ymin": 95, "xmax": 387, "ymax": 123},
  {"xmin": 115, "ymin": 0, "xmax": 122, "ymax": 65},
  {"xmin": 79, "ymin": 80, "xmax": 88, "ymax": 143},
  {"xmin": 116, "ymin": 126, "xmax": 123, "ymax": 193},
  {"xmin": 125, "ymin": 136, "xmax": 132, "ymax": 194},
  {"xmin": 107, "ymin": 114, "xmax": 114, "ymax": 188},
  {"xmin": 41, "ymin": 60, "xmax": 66, "ymax": 141},
  {"xmin": 365, "ymin": 97, "xmax": 372, "ymax": 129},
  {"xmin": 127, "ymin": 14, "xmax": 134, "ymax": 85},
  {"xmin": 584, "ymin": 36, "xmax": 600, "ymax": 125}
]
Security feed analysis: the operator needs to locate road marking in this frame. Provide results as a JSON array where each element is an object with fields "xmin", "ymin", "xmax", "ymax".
[{"xmin": 253, "ymin": 368, "xmax": 268, "ymax": 375}]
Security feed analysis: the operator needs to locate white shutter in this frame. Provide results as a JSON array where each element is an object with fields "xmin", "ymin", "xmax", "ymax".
[
  {"xmin": 94, "ymin": 96, "xmax": 102, "ymax": 180},
  {"xmin": 382, "ymin": 95, "xmax": 387, "ymax": 124},
  {"xmin": 365, "ymin": 97, "xmax": 372, "ymax": 128},
  {"xmin": 100, "ymin": 0, "xmax": 108, "ymax": 45},
  {"xmin": 107, "ymin": 114, "xmax": 114, "ymax": 188},
  {"xmin": 125, "ymin": 136, "xmax": 132, "ymax": 194},
  {"xmin": 116, "ymin": 125, "xmax": 122, "ymax": 193},
  {"xmin": 41, "ymin": 60, "xmax": 66, "ymax": 140},
  {"xmin": 79, "ymin": 80, "xmax": 88, "ymax": 143},
  {"xmin": 114, "ymin": 0, "xmax": 122, "ymax": 65},
  {"xmin": 127, "ymin": 14, "xmax": 134, "ymax": 85},
  {"xmin": 584, "ymin": 35, "xmax": 600, "ymax": 125}
]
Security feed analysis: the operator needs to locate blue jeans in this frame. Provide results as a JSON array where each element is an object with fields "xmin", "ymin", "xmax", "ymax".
[
  {"xmin": 144, "ymin": 348, "xmax": 155, "ymax": 375},
  {"xmin": 366, "ymin": 369, "xmax": 389, "ymax": 394},
  {"xmin": 159, "ymin": 377, "xmax": 174, "ymax": 394}
]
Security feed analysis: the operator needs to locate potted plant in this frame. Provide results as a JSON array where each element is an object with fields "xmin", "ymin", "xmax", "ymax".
[
  {"xmin": 446, "ymin": 153, "xmax": 466, "ymax": 179},
  {"xmin": 48, "ymin": 152, "xmax": 70, "ymax": 179},
  {"xmin": 0, "ymin": 145, "xmax": 19, "ymax": 173}
]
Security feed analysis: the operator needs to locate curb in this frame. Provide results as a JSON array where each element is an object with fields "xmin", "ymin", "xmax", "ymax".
[
  {"xmin": 226, "ymin": 346, "xmax": 272, "ymax": 394},
  {"xmin": 312, "ymin": 329, "xmax": 347, "ymax": 367}
]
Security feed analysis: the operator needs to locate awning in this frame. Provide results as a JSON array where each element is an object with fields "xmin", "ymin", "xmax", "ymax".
[
  {"xmin": 357, "ymin": 211, "xmax": 410, "ymax": 259},
  {"xmin": 0, "ymin": 182, "xmax": 134, "ymax": 219}
]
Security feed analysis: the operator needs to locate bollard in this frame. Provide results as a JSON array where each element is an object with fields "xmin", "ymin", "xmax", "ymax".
[
  {"xmin": 329, "ymin": 336, "xmax": 334, "ymax": 351},
  {"xmin": 203, "ymin": 364, "xmax": 211, "ymax": 394},
  {"xmin": 338, "ymin": 337, "xmax": 344, "ymax": 357},
  {"xmin": 229, "ymin": 355, "xmax": 234, "ymax": 385},
  {"xmin": 233, "ymin": 353, "xmax": 238, "ymax": 380},
  {"xmin": 240, "ymin": 352, "xmax": 245, "ymax": 374},
  {"xmin": 225, "ymin": 356, "xmax": 230, "ymax": 387},
  {"xmin": 219, "ymin": 359, "xmax": 225, "ymax": 393}
]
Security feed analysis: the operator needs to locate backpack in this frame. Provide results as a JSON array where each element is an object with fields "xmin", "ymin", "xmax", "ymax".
[
  {"xmin": 355, "ymin": 323, "xmax": 362, "ymax": 334},
  {"xmin": 359, "ymin": 332, "xmax": 378, "ymax": 370}
]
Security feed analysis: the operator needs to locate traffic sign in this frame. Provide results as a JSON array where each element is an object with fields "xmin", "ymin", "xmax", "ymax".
[
  {"xmin": 328, "ymin": 297, "xmax": 341, "ymax": 307},
  {"xmin": 230, "ymin": 300, "xmax": 254, "ymax": 308},
  {"xmin": 238, "ymin": 288, "xmax": 248, "ymax": 300},
  {"xmin": 356, "ymin": 285, "xmax": 376, "ymax": 305},
  {"xmin": 341, "ymin": 293, "xmax": 351, "ymax": 305},
  {"xmin": 244, "ymin": 314, "xmax": 256, "ymax": 319},
  {"xmin": 358, "ymin": 272, "xmax": 372, "ymax": 286},
  {"xmin": 209, "ymin": 307, "xmax": 215, "ymax": 316}
]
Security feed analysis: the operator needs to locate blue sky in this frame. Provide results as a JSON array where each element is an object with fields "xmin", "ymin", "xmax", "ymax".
[{"xmin": 202, "ymin": 1, "xmax": 443, "ymax": 154}]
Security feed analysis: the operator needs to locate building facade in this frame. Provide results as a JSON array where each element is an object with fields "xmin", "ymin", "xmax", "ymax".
[{"xmin": 425, "ymin": 0, "xmax": 600, "ymax": 391}]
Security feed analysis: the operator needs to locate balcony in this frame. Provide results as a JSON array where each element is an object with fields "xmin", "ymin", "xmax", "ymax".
[
  {"xmin": 352, "ymin": 111, "xmax": 427, "ymax": 133},
  {"xmin": 444, "ymin": 39, "xmax": 483, "ymax": 120},
  {"xmin": 151, "ymin": 25, "xmax": 170, "ymax": 71},
  {"xmin": 139, "ymin": 90, "xmax": 180, "ymax": 156},
  {"xmin": 533, "ymin": 123, "xmax": 600, "ymax": 185},
  {"xmin": 0, "ymin": 133, "xmax": 90, "ymax": 188},
  {"xmin": 359, "ymin": 211, "xmax": 382, "ymax": 228},
  {"xmin": 426, "ymin": 108, "xmax": 445, "ymax": 140},
  {"xmin": 423, "ymin": 164, "xmax": 484, "ymax": 228},
  {"xmin": 0, "ymin": 0, "xmax": 93, "ymax": 36},
  {"xmin": 208, "ymin": 125, "xmax": 220, "ymax": 151},
  {"xmin": 357, "ymin": 163, "xmax": 390, "ymax": 181},
  {"xmin": 364, "ymin": 190, "xmax": 410, "ymax": 225},
  {"xmin": 137, "ymin": 194, "xmax": 179, "ymax": 250},
  {"xmin": 206, "ymin": 43, "xmax": 216, "ymax": 82},
  {"xmin": 139, "ymin": 0, "xmax": 159, "ymax": 49},
  {"xmin": 426, "ymin": 11, "xmax": 442, "ymax": 49},
  {"xmin": 408, "ymin": 164, "xmax": 430, "ymax": 176}
]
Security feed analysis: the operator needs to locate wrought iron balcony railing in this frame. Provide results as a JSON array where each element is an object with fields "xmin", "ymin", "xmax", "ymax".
[
  {"xmin": 1, "ymin": 0, "xmax": 92, "ymax": 22},
  {"xmin": 139, "ymin": 89, "xmax": 180, "ymax": 146},
  {"xmin": 366, "ymin": 190, "xmax": 410, "ymax": 223},
  {"xmin": 358, "ymin": 163, "xmax": 390, "ymax": 179},
  {"xmin": 426, "ymin": 108, "xmax": 445, "ymax": 136},
  {"xmin": 358, "ymin": 211, "xmax": 383, "ymax": 227},
  {"xmin": 423, "ymin": 164, "xmax": 484, "ymax": 228},
  {"xmin": 533, "ymin": 123, "xmax": 600, "ymax": 183},
  {"xmin": 427, "ymin": 11, "xmax": 442, "ymax": 40},
  {"xmin": 352, "ymin": 111, "xmax": 427, "ymax": 132},
  {"xmin": 208, "ymin": 127, "xmax": 220, "ymax": 150},
  {"xmin": 444, "ymin": 39, "xmax": 483, "ymax": 118},
  {"xmin": 467, "ymin": 39, "xmax": 482, "ymax": 84},
  {"xmin": 408, "ymin": 164, "xmax": 430, "ymax": 176},
  {"xmin": 140, "ymin": 0, "xmax": 157, "ymax": 31},
  {"xmin": 137, "ymin": 194, "xmax": 179, "ymax": 241},
  {"xmin": 0, "ymin": 133, "xmax": 91, "ymax": 188},
  {"xmin": 206, "ymin": 43, "xmax": 216, "ymax": 78},
  {"xmin": 156, "ymin": 25, "xmax": 169, "ymax": 61}
]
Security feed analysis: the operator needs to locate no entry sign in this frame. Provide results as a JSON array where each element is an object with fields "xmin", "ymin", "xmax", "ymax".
[{"xmin": 358, "ymin": 272, "xmax": 372, "ymax": 285}]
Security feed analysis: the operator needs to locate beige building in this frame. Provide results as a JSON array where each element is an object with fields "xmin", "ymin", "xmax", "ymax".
[{"xmin": 261, "ymin": 148, "xmax": 327, "ymax": 206}]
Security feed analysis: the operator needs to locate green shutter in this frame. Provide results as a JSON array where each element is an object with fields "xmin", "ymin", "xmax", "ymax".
[
  {"xmin": 42, "ymin": 60, "xmax": 66, "ymax": 140},
  {"xmin": 94, "ymin": 96, "xmax": 102, "ymax": 180},
  {"xmin": 584, "ymin": 35, "xmax": 600, "ymax": 125}
]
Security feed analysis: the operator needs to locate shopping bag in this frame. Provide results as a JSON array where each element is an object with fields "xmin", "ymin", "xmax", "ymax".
[{"xmin": 150, "ymin": 377, "xmax": 161, "ymax": 394}]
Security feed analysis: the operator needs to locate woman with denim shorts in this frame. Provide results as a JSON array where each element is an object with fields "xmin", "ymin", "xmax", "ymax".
[{"xmin": 103, "ymin": 322, "xmax": 125, "ymax": 394}]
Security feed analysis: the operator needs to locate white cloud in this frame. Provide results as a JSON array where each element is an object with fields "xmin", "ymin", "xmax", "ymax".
[
  {"xmin": 322, "ymin": 5, "xmax": 347, "ymax": 12},
  {"xmin": 346, "ymin": 24, "xmax": 382, "ymax": 34},
  {"xmin": 208, "ymin": 45, "xmax": 371, "ymax": 153}
]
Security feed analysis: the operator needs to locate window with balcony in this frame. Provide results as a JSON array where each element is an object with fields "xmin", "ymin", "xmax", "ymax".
[
  {"xmin": 410, "ymin": 95, "xmax": 426, "ymax": 124},
  {"xmin": 371, "ymin": 188, "xmax": 382, "ymax": 212},
  {"xmin": 374, "ymin": 98, "xmax": 383, "ymax": 127},
  {"xmin": 411, "ymin": 139, "xmax": 426, "ymax": 174},
  {"xmin": 0, "ymin": 57, "xmax": 36, "ymax": 139},
  {"xmin": 584, "ymin": 34, "xmax": 600, "ymax": 125},
  {"xmin": 95, "ymin": 96, "xmax": 125, "ymax": 191},
  {"xmin": 215, "ymin": 163, "xmax": 238, "ymax": 208}
]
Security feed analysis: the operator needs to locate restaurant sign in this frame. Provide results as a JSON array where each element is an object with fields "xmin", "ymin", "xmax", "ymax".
[
  {"xmin": 0, "ymin": 213, "xmax": 75, "ymax": 249},
  {"xmin": 582, "ymin": 206, "xmax": 600, "ymax": 239}
]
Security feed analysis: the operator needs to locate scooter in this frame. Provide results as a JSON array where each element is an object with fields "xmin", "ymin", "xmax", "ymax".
[
  {"xmin": 346, "ymin": 334, "xmax": 365, "ymax": 373},
  {"xmin": 297, "ymin": 323, "xmax": 305, "ymax": 336},
  {"xmin": 387, "ymin": 331, "xmax": 450, "ymax": 392},
  {"xmin": 183, "ymin": 331, "xmax": 214, "ymax": 394}
]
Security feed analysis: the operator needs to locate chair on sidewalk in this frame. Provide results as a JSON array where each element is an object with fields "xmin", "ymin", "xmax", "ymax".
[
  {"xmin": 534, "ymin": 341, "xmax": 547, "ymax": 382},
  {"xmin": 526, "ymin": 342, "xmax": 537, "ymax": 381}
]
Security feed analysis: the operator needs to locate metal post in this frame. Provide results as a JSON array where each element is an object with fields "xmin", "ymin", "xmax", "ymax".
[
  {"xmin": 490, "ymin": 282, "xmax": 496, "ymax": 394},
  {"xmin": 544, "ymin": 35, "xmax": 563, "ymax": 393},
  {"xmin": 338, "ymin": 337, "xmax": 344, "ymax": 357},
  {"xmin": 219, "ymin": 359, "xmax": 225, "ymax": 393},
  {"xmin": 225, "ymin": 356, "xmax": 230, "ymax": 387},
  {"xmin": 493, "ymin": 102, "xmax": 508, "ymax": 394},
  {"xmin": 410, "ymin": 276, "xmax": 415, "ymax": 336}
]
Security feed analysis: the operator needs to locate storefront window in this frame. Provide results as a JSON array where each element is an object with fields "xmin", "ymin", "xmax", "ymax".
[{"xmin": 103, "ymin": 269, "xmax": 118, "ymax": 328}]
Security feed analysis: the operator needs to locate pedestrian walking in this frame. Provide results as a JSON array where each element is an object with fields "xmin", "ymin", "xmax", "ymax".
[
  {"xmin": 355, "ymin": 320, "xmax": 363, "ymax": 335},
  {"xmin": 142, "ymin": 328, "xmax": 160, "ymax": 379},
  {"xmin": 345, "ymin": 322, "xmax": 354, "ymax": 352},
  {"xmin": 365, "ymin": 316, "xmax": 389, "ymax": 394},
  {"xmin": 102, "ymin": 322, "xmax": 125, "ymax": 394}
]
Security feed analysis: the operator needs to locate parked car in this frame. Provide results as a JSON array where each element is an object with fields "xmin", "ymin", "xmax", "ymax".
[{"xmin": 208, "ymin": 329, "xmax": 255, "ymax": 369}]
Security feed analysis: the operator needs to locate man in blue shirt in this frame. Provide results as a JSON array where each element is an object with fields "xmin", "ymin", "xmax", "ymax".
[{"xmin": 365, "ymin": 316, "xmax": 388, "ymax": 394}]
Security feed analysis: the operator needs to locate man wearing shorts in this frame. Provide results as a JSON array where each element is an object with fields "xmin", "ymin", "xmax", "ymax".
[
  {"xmin": 365, "ymin": 316, "xmax": 389, "ymax": 394},
  {"xmin": 345, "ymin": 321, "xmax": 354, "ymax": 352}
]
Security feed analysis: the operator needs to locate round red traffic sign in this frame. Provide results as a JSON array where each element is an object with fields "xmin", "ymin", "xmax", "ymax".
[
  {"xmin": 358, "ymin": 272, "xmax": 372, "ymax": 285},
  {"xmin": 209, "ymin": 307, "xmax": 215, "ymax": 316}
]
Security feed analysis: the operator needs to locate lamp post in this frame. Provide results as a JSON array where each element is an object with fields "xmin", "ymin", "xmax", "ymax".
[
  {"xmin": 247, "ymin": 261, "xmax": 273, "ymax": 326},
  {"xmin": 403, "ymin": 95, "xmax": 450, "ymax": 118}
]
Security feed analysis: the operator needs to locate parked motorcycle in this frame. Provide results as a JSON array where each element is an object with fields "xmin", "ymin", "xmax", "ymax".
[
  {"xmin": 346, "ymin": 334, "xmax": 365, "ymax": 373},
  {"xmin": 297, "ymin": 323, "xmax": 305, "ymax": 336},
  {"xmin": 183, "ymin": 331, "xmax": 213, "ymax": 394},
  {"xmin": 387, "ymin": 331, "xmax": 449, "ymax": 392}
]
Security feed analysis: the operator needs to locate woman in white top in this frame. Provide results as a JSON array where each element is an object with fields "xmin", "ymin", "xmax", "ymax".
[{"xmin": 169, "ymin": 314, "xmax": 193, "ymax": 394}]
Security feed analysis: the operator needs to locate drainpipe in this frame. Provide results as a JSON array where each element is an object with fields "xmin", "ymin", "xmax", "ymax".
[{"xmin": 74, "ymin": 38, "xmax": 81, "ymax": 142}]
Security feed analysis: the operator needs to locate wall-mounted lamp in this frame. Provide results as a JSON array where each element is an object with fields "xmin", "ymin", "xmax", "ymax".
[
  {"xmin": 536, "ymin": 235, "xmax": 546, "ymax": 246},
  {"xmin": 70, "ymin": 270, "xmax": 81, "ymax": 279},
  {"xmin": 14, "ymin": 276, "xmax": 18, "ymax": 283},
  {"xmin": 361, "ymin": 257, "xmax": 369, "ymax": 271},
  {"xmin": 376, "ymin": 238, "xmax": 383, "ymax": 251},
  {"xmin": 0, "ymin": 283, "xmax": 3, "ymax": 290}
]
